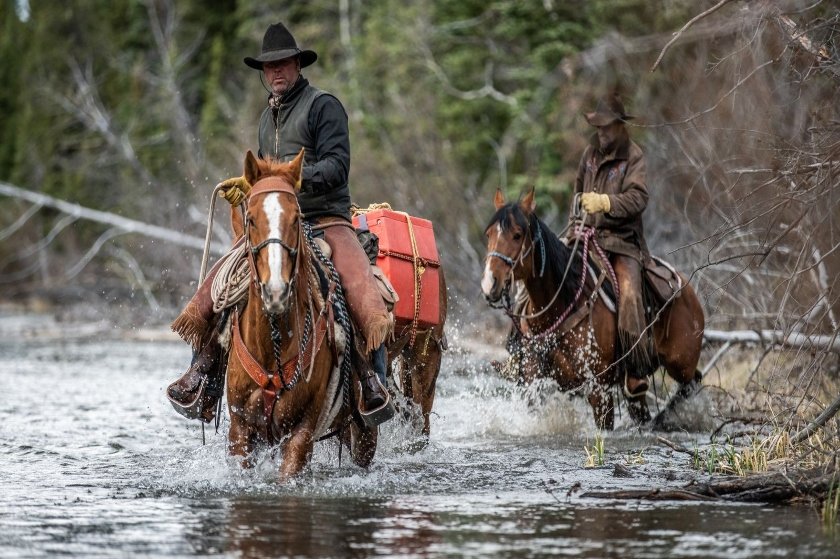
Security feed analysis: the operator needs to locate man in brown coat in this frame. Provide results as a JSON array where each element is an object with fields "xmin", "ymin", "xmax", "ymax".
[{"xmin": 572, "ymin": 93, "xmax": 652, "ymax": 396}]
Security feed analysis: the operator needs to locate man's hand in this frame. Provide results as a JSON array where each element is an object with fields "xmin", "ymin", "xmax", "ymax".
[
  {"xmin": 580, "ymin": 192, "xmax": 611, "ymax": 214},
  {"xmin": 217, "ymin": 176, "xmax": 252, "ymax": 207}
]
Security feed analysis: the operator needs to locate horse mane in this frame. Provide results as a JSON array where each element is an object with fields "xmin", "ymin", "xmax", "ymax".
[{"xmin": 487, "ymin": 203, "xmax": 585, "ymax": 310}]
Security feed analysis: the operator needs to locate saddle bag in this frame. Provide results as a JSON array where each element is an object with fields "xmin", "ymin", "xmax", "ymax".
[{"xmin": 353, "ymin": 208, "xmax": 442, "ymax": 328}]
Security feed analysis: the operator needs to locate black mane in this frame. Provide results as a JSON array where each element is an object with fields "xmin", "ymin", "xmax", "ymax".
[{"xmin": 487, "ymin": 203, "xmax": 588, "ymax": 311}]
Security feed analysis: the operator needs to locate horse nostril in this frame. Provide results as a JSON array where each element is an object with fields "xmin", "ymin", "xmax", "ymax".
[{"xmin": 262, "ymin": 281, "xmax": 289, "ymax": 309}]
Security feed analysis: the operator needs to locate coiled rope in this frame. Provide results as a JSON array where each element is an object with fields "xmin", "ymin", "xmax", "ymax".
[{"xmin": 211, "ymin": 241, "xmax": 250, "ymax": 313}]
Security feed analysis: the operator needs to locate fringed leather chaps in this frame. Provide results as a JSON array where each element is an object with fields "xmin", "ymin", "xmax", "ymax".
[
  {"xmin": 611, "ymin": 254, "xmax": 653, "ymax": 377},
  {"xmin": 170, "ymin": 238, "xmax": 245, "ymax": 349}
]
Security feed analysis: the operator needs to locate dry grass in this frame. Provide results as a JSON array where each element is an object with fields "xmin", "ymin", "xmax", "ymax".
[{"xmin": 584, "ymin": 431, "xmax": 606, "ymax": 468}]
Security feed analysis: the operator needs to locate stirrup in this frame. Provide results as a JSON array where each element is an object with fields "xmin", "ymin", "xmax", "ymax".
[
  {"xmin": 167, "ymin": 376, "xmax": 216, "ymax": 423},
  {"xmin": 623, "ymin": 371, "xmax": 649, "ymax": 399},
  {"xmin": 357, "ymin": 380, "xmax": 396, "ymax": 428}
]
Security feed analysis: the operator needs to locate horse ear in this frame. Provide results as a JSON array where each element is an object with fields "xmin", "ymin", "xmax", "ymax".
[
  {"xmin": 520, "ymin": 188, "xmax": 536, "ymax": 214},
  {"xmin": 494, "ymin": 188, "xmax": 506, "ymax": 209},
  {"xmin": 244, "ymin": 150, "xmax": 260, "ymax": 185},
  {"xmin": 289, "ymin": 148, "xmax": 305, "ymax": 191}
]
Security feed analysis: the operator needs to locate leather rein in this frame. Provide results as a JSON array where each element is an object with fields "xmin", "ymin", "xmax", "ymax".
[{"xmin": 488, "ymin": 213, "xmax": 615, "ymax": 343}]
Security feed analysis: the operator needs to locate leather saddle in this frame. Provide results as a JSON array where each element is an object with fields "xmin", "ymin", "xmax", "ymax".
[{"xmin": 644, "ymin": 255, "xmax": 682, "ymax": 306}]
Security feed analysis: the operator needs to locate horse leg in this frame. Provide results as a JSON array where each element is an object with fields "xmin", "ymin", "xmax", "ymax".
[
  {"xmin": 652, "ymin": 281, "xmax": 705, "ymax": 430},
  {"xmin": 228, "ymin": 416, "xmax": 252, "ymax": 461},
  {"xmin": 397, "ymin": 355, "xmax": 414, "ymax": 411},
  {"xmin": 626, "ymin": 393, "xmax": 651, "ymax": 424},
  {"xmin": 228, "ymin": 389, "xmax": 263, "ymax": 466},
  {"xmin": 588, "ymin": 385, "xmax": 614, "ymax": 430},
  {"xmin": 279, "ymin": 425, "xmax": 315, "ymax": 481},
  {"xmin": 348, "ymin": 420, "xmax": 378, "ymax": 468},
  {"xmin": 652, "ymin": 369, "xmax": 703, "ymax": 430},
  {"xmin": 404, "ymin": 332, "xmax": 441, "ymax": 440}
]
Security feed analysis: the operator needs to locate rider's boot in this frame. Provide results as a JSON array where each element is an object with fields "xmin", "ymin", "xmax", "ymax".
[
  {"xmin": 358, "ymin": 343, "xmax": 395, "ymax": 426},
  {"xmin": 167, "ymin": 337, "xmax": 225, "ymax": 422}
]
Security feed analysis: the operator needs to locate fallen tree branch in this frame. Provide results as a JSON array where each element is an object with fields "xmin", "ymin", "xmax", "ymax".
[
  {"xmin": 704, "ymin": 328, "xmax": 840, "ymax": 353},
  {"xmin": 792, "ymin": 391, "xmax": 840, "ymax": 443},
  {"xmin": 657, "ymin": 436, "xmax": 694, "ymax": 455},
  {"xmin": 0, "ymin": 182, "xmax": 225, "ymax": 256},
  {"xmin": 581, "ymin": 466, "xmax": 838, "ymax": 503},
  {"xmin": 580, "ymin": 488, "xmax": 717, "ymax": 501}
]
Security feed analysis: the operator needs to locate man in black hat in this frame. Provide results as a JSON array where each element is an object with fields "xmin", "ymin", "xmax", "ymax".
[
  {"xmin": 165, "ymin": 22, "xmax": 394, "ymax": 424},
  {"xmin": 571, "ymin": 92, "xmax": 652, "ymax": 397}
]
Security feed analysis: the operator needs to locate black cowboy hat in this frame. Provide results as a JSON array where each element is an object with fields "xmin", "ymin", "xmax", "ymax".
[
  {"xmin": 244, "ymin": 22, "xmax": 317, "ymax": 70},
  {"xmin": 584, "ymin": 93, "xmax": 635, "ymax": 126}
]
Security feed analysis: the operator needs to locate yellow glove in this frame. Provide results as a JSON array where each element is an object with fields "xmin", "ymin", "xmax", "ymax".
[
  {"xmin": 217, "ymin": 176, "xmax": 252, "ymax": 207},
  {"xmin": 580, "ymin": 192, "xmax": 611, "ymax": 214}
]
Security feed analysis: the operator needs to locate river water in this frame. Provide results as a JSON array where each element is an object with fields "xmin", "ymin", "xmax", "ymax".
[{"xmin": 0, "ymin": 312, "xmax": 836, "ymax": 558}]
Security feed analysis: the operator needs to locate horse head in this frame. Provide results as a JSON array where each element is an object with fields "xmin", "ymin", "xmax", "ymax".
[
  {"xmin": 242, "ymin": 148, "xmax": 305, "ymax": 315},
  {"xmin": 481, "ymin": 188, "xmax": 539, "ymax": 304}
]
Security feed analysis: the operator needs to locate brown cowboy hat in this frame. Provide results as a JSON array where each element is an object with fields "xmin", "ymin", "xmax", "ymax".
[
  {"xmin": 244, "ymin": 22, "xmax": 318, "ymax": 70},
  {"xmin": 584, "ymin": 94, "xmax": 635, "ymax": 126}
]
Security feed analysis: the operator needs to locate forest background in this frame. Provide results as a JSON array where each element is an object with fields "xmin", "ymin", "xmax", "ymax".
[{"xmin": 1, "ymin": 1, "xmax": 839, "ymax": 476}]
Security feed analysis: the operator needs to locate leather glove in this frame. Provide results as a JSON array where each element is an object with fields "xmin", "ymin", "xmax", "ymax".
[
  {"xmin": 580, "ymin": 192, "xmax": 611, "ymax": 214},
  {"xmin": 217, "ymin": 176, "xmax": 252, "ymax": 206}
]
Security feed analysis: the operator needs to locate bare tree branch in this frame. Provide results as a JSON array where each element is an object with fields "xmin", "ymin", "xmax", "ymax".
[{"xmin": 650, "ymin": 0, "xmax": 737, "ymax": 73}]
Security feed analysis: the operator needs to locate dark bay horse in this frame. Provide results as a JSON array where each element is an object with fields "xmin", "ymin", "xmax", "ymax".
[
  {"xmin": 226, "ymin": 149, "xmax": 376, "ymax": 480},
  {"xmin": 481, "ymin": 189, "xmax": 704, "ymax": 430}
]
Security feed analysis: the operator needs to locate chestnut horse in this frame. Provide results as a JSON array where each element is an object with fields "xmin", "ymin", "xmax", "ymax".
[
  {"xmin": 225, "ymin": 149, "xmax": 376, "ymax": 480},
  {"xmin": 481, "ymin": 189, "xmax": 704, "ymax": 430},
  {"xmin": 387, "ymin": 270, "xmax": 447, "ymax": 442}
]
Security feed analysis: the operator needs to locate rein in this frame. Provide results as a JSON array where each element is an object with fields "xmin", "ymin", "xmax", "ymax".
[
  {"xmin": 519, "ymin": 225, "xmax": 593, "ymax": 342},
  {"xmin": 493, "ymin": 215, "xmax": 620, "ymax": 343}
]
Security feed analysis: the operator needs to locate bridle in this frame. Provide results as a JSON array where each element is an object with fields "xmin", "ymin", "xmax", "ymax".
[
  {"xmin": 249, "ymin": 236, "xmax": 297, "ymax": 261},
  {"xmin": 245, "ymin": 177, "xmax": 302, "ymax": 297},
  {"xmin": 485, "ymin": 215, "xmax": 546, "ymax": 307},
  {"xmin": 486, "ymin": 208, "xmax": 587, "ymax": 324},
  {"xmin": 240, "ymin": 175, "xmax": 315, "ymax": 395}
]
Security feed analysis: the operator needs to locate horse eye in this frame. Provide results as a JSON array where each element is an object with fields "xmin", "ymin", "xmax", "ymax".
[{"xmin": 512, "ymin": 232, "xmax": 522, "ymax": 241}]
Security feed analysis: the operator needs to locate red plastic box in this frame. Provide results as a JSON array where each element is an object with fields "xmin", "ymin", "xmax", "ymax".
[{"xmin": 353, "ymin": 209, "xmax": 442, "ymax": 328}]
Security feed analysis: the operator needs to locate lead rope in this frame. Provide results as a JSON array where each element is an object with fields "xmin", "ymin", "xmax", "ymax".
[
  {"xmin": 401, "ymin": 211, "xmax": 423, "ymax": 348},
  {"xmin": 197, "ymin": 182, "xmax": 229, "ymax": 446}
]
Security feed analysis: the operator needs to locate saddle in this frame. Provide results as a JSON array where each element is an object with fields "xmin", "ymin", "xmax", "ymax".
[{"xmin": 643, "ymin": 255, "xmax": 683, "ymax": 307}]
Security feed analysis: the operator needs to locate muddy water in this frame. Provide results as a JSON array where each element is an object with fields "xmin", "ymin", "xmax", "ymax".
[{"xmin": 0, "ymin": 313, "xmax": 836, "ymax": 558}]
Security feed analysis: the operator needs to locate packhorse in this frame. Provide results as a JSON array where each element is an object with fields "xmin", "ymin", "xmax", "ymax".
[
  {"xmin": 349, "ymin": 205, "xmax": 448, "ymax": 442},
  {"xmin": 481, "ymin": 189, "xmax": 704, "ymax": 430},
  {"xmin": 386, "ymin": 270, "xmax": 447, "ymax": 441},
  {"xmin": 225, "ymin": 149, "xmax": 376, "ymax": 479}
]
